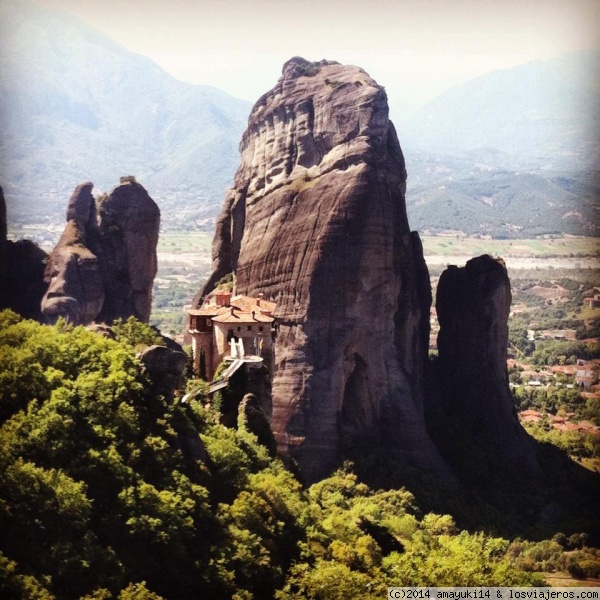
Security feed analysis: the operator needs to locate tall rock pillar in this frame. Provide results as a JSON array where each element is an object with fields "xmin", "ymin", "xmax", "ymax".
[
  {"xmin": 194, "ymin": 57, "xmax": 452, "ymax": 482},
  {"xmin": 434, "ymin": 255, "xmax": 541, "ymax": 478}
]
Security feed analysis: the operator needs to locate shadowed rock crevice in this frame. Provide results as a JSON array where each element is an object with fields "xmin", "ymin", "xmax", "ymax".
[{"xmin": 340, "ymin": 350, "xmax": 375, "ymax": 450}]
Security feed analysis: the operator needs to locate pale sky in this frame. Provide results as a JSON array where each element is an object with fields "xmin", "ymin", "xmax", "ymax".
[{"xmin": 32, "ymin": 0, "xmax": 600, "ymax": 113}]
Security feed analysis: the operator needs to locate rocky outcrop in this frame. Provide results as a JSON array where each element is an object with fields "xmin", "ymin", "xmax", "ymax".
[
  {"xmin": 139, "ymin": 344, "xmax": 187, "ymax": 402},
  {"xmin": 0, "ymin": 185, "xmax": 48, "ymax": 320},
  {"xmin": 41, "ymin": 178, "xmax": 160, "ymax": 325},
  {"xmin": 238, "ymin": 393, "xmax": 277, "ymax": 457},
  {"xmin": 42, "ymin": 183, "xmax": 104, "ymax": 325},
  {"xmin": 4, "ymin": 241, "xmax": 49, "ymax": 321},
  {"xmin": 434, "ymin": 255, "xmax": 541, "ymax": 477},
  {"xmin": 95, "ymin": 178, "xmax": 160, "ymax": 324},
  {"xmin": 194, "ymin": 57, "xmax": 452, "ymax": 482}
]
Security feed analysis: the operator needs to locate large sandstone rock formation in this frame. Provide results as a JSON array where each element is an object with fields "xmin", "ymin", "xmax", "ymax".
[
  {"xmin": 42, "ymin": 178, "xmax": 159, "ymax": 325},
  {"xmin": 95, "ymin": 179, "xmax": 160, "ymax": 324},
  {"xmin": 42, "ymin": 182, "xmax": 105, "ymax": 325},
  {"xmin": 0, "ymin": 185, "xmax": 48, "ymax": 320},
  {"xmin": 434, "ymin": 255, "xmax": 541, "ymax": 477},
  {"xmin": 194, "ymin": 57, "xmax": 452, "ymax": 481}
]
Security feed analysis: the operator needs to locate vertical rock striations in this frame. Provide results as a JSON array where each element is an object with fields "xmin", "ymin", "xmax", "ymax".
[
  {"xmin": 195, "ymin": 57, "xmax": 452, "ymax": 482},
  {"xmin": 42, "ymin": 182, "xmax": 104, "ymax": 325},
  {"xmin": 95, "ymin": 179, "xmax": 160, "ymax": 324},
  {"xmin": 435, "ymin": 255, "xmax": 541, "ymax": 477},
  {"xmin": 42, "ymin": 178, "xmax": 159, "ymax": 325}
]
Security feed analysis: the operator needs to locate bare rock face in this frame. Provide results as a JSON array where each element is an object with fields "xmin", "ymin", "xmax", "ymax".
[
  {"xmin": 139, "ymin": 345, "xmax": 187, "ymax": 402},
  {"xmin": 434, "ymin": 255, "xmax": 541, "ymax": 477},
  {"xmin": 5, "ymin": 241, "xmax": 50, "ymax": 321},
  {"xmin": 0, "ymin": 185, "xmax": 48, "ymax": 320},
  {"xmin": 42, "ymin": 178, "xmax": 159, "ymax": 325},
  {"xmin": 42, "ymin": 183, "xmax": 104, "ymax": 325},
  {"xmin": 195, "ymin": 57, "xmax": 452, "ymax": 482},
  {"xmin": 95, "ymin": 179, "xmax": 160, "ymax": 323}
]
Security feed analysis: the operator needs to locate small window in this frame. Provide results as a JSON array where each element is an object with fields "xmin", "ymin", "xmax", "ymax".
[
  {"xmin": 237, "ymin": 326, "xmax": 241, "ymax": 332},
  {"xmin": 259, "ymin": 326, "xmax": 264, "ymax": 332},
  {"xmin": 247, "ymin": 325, "xmax": 252, "ymax": 331}
]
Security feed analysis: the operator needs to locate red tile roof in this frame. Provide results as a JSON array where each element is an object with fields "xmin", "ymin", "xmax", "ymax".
[
  {"xmin": 189, "ymin": 294, "xmax": 276, "ymax": 324},
  {"xmin": 212, "ymin": 307, "xmax": 274, "ymax": 324},
  {"xmin": 188, "ymin": 307, "xmax": 221, "ymax": 317},
  {"xmin": 229, "ymin": 294, "xmax": 276, "ymax": 314},
  {"xmin": 520, "ymin": 410, "xmax": 542, "ymax": 418}
]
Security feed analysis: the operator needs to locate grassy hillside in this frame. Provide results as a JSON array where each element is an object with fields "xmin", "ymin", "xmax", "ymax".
[{"xmin": 407, "ymin": 169, "xmax": 599, "ymax": 238}]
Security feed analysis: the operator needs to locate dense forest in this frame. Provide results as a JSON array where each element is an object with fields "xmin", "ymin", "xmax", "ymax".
[{"xmin": 0, "ymin": 310, "xmax": 598, "ymax": 599}]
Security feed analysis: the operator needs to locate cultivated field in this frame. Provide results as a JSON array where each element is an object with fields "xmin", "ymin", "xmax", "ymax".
[
  {"xmin": 420, "ymin": 235, "xmax": 600, "ymax": 273},
  {"xmin": 421, "ymin": 235, "xmax": 600, "ymax": 258}
]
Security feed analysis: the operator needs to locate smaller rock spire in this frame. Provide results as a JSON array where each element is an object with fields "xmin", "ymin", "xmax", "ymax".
[{"xmin": 41, "ymin": 178, "xmax": 160, "ymax": 326}]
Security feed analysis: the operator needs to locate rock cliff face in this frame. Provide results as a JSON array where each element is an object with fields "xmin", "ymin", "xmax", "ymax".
[
  {"xmin": 195, "ymin": 57, "xmax": 452, "ymax": 481},
  {"xmin": 139, "ymin": 345, "xmax": 187, "ymax": 402},
  {"xmin": 0, "ymin": 185, "xmax": 48, "ymax": 320},
  {"xmin": 434, "ymin": 255, "xmax": 541, "ymax": 477},
  {"xmin": 95, "ymin": 179, "xmax": 160, "ymax": 324},
  {"xmin": 42, "ymin": 182, "xmax": 105, "ymax": 325},
  {"xmin": 42, "ymin": 178, "xmax": 159, "ymax": 325}
]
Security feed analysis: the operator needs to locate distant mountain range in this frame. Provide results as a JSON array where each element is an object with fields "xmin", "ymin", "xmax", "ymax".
[
  {"xmin": 1, "ymin": 0, "xmax": 598, "ymax": 237},
  {"xmin": 399, "ymin": 53, "xmax": 600, "ymax": 237},
  {"xmin": 0, "ymin": 0, "xmax": 250, "ymax": 226},
  {"xmin": 406, "ymin": 163, "xmax": 599, "ymax": 238},
  {"xmin": 399, "ymin": 52, "xmax": 600, "ymax": 169}
]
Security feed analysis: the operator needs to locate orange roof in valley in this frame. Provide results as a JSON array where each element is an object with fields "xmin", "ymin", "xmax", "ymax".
[
  {"xmin": 520, "ymin": 410, "xmax": 542, "ymax": 417},
  {"xmin": 550, "ymin": 365, "xmax": 578, "ymax": 375},
  {"xmin": 521, "ymin": 415, "xmax": 541, "ymax": 422}
]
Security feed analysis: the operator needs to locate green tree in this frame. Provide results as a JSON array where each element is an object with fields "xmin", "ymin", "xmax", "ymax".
[{"xmin": 112, "ymin": 316, "xmax": 164, "ymax": 349}]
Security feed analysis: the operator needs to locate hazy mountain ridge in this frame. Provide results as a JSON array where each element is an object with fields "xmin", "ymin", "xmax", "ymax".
[
  {"xmin": 399, "ymin": 51, "xmax": 600, "ymax": 238},
  {"xmin": 0, "ymin": 0, "xmax": 250, "ymax": 225},
  {"xmin": 405, "ymin": 153, "xmax": 600, "ymax": 237},
  {"xmin": 1, "ymin": 1, "xmax": 597, "ymax": 238},
  {"xmin": 400, "ymin": 52, "xmax": 600, "ymax": 165}
]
